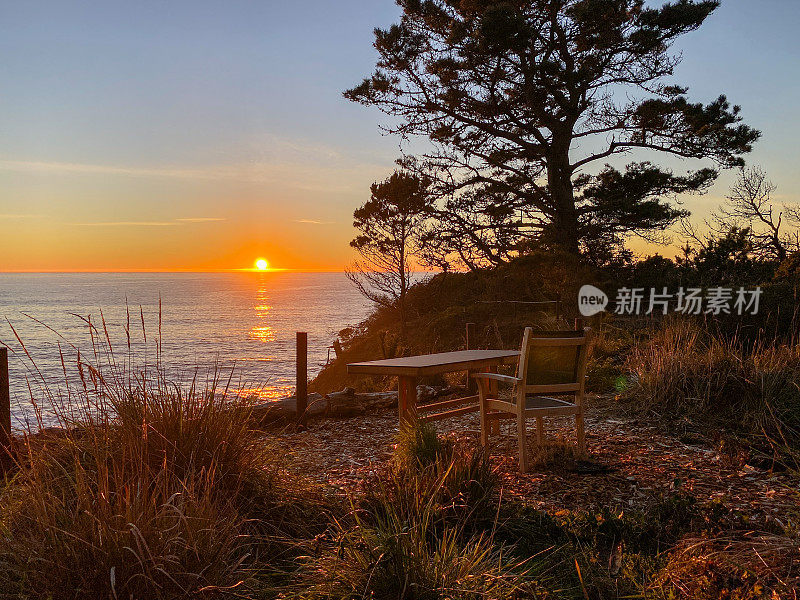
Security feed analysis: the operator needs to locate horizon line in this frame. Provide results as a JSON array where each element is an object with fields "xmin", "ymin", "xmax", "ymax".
[{"xmin": 0, "ymin": 268, "xmax": 348, "ymax": 274}]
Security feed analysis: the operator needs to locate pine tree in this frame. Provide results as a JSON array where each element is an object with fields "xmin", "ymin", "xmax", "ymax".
[{"xmin": 346, "ymin": 0, "xmax": 759, "ymax": 267}]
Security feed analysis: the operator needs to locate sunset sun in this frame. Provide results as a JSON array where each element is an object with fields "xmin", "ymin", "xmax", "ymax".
[{"xmin": 255, "ymin": 258, "xmax": 269, "ymax": 271}]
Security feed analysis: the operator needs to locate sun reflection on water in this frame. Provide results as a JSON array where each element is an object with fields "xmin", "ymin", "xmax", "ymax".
[
  {"xmin": 248, "ymin": 280, "xmax": 276, "ymax": 343},
  {"xmin": 236, "ymin": 385, "xmax": 294, "ymax": 401}
]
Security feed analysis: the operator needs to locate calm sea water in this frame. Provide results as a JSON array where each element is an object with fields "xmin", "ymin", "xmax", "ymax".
[{"xmin": 0, "ymin": 272, "xmax": 372, "ymax": 428}]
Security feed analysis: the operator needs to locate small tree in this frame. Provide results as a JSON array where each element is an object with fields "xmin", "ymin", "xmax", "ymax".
[
  {"xmin": 346, "ymin": 171, "xmax": 431, "ymax": 336},
  {"xmin": 711, "ymin": 166, "xmax": 799, "ymax": 263}
]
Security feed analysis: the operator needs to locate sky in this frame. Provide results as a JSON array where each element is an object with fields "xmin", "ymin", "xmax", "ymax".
[{"xmin": 0, "ymin": 0, "xmax": 798, "ymax": 272}]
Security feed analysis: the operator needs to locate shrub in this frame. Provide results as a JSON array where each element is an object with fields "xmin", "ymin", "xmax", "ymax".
[
  {"xmin": 315, "ymin": 505, "xmax": 529, "ymax": 600},
  {"xmin": 564, "ymin": 494, "xmax": 699, "ymax": 557},
  {"xmin": 364, "ymin": 424, "xmax": 499, "ymax": 537},
  {"xmin": 304, "ymin": 423, "xmax": 527, "ymax": 599},
  {"xmin": 311, "ymin": 462, "xmax": 526, "ymax": 599}
]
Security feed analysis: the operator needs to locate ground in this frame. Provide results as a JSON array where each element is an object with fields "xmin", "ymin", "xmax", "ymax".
[{"xmin": 272, "ymin": 400, "xmax": 798, "ymax": 527}]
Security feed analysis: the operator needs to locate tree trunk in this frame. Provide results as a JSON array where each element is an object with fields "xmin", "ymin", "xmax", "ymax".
[
  {"xmin": 547, "ymin": 142, "xmax": 580, "ymax": 255},
  {"xmin": 773, "ymin": 234, "xmax": 787, "ymax": 264}
]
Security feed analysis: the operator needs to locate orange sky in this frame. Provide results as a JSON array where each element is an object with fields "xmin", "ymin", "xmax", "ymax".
[
  {"xmin": 0, "ymin": 153, "xmax": 394, "ymax": 272},
  {"xmin": 2, "ymin": 1, "xmax": 798, "ymax": 272}
]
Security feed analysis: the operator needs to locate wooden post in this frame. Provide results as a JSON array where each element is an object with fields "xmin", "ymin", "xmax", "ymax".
[
  {"xmin": 465, "ymin": 322, "xmax": 476, "ymax": 350},
  {"xmin": 296, "ymin": 332, "xmax": 308, "ymax": 426},
  {"xmin": 465, "ymin": 322, "xmax": 477, "ymax": 393},
  {"xmin": 1, "ymin": 347, "xmax": 10, "ymax": 451},
  {"xmin": 574, "ymin": 318, "xmax": 585, "ymax": 331},
  {"xmin": 555, "ymin": 293, "xmax": 562, "ymax": 323}
]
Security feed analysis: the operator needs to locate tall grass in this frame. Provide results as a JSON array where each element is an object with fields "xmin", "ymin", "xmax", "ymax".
[
  {"xmin": 0, "ymin": 317, "xmax": 324, "ymax": 599},
  {"xmin": 622, "ymin": 318, "xmax": 800, "ymax": 467}
]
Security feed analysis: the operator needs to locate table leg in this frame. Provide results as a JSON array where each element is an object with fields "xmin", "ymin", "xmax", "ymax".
[
  {"xmin": 398, "ymin": 375, "xmax": 417, "ymax": 423},
  {"xmin": 467, "ymin": 368, "xmax": 477, "ymax": 394}
]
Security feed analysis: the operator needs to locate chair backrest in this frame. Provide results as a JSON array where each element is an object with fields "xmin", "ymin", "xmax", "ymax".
[{"xmin": 516, "ymin": 327, "xmax": 591, "ymax": 397}]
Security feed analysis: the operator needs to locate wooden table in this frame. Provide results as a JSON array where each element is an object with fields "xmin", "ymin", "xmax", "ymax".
[{"xmin": 347, "ymin": 350, "xmax": 520, "ymax": 423}]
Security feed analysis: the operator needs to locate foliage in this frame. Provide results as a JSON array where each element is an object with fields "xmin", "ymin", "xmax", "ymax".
[
  {"xmin": 3, "ymin": 349, "xmax": 797, "ymax": 599},
  {"xmin": 307, "ymin": 427, "xmax": 527, "ymax": 599},
  {"xmin": 313, "ymin": 507, "xmax": 523, "ymax": 600},
  {"xmin": 395, "ymin": 419, "xmax": 446, "ymax": 469},
  {"xmin": 346, "ymin": 0, "xmax": 759, "ymax": 266},
  {"xmin": 683, "ymin": 227, "xmax": 774, "ymax": 286}
]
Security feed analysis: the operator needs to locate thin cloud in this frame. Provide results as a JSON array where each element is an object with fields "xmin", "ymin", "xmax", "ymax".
[
  {"xmin": 176, "ymin": 217, "xmax": 226, "ymax": 222},
  {"xmin": 74, "ymin": 218, "xmax": 227, "ymax": 227},
  {"xmin": 75, "ymin": 221, "xmax": 176, "ymax": 227},
  {"xmin": 0, "ymin": 159, "xmax": 205, "ymax": 179},
  {"xmin": 0, "ymin": 155, "xmax": 386, "ymax": 194},
  {"xmin": 0, "ymin": 213, "xmax": 39, "ymax": 219},
  {"xmin": 294, "ymin": 219, "xmax": 335, "ymax": 225}
]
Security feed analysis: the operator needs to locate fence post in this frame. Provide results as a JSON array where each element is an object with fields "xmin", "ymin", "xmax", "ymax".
[
  {"xmin": 296, "ymin": 332, "xmax": 308, "ymax": 427},
  {"xmin": 465, "ymin": 322, "xmax": 476, "ymax": 350},
  {"xmin": 1, "ymin": 347, "xmax": 10, "ymax": 451}
]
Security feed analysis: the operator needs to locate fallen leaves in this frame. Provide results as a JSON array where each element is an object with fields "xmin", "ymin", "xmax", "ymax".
[{"xmin": 267, "ymin": 401, "xmax": 798, "ymax": 527}]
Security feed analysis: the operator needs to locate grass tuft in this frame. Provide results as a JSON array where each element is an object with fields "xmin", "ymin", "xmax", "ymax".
[{"xmin": 394, "ymin": 419, "xmax": 445, "ymax": 470}]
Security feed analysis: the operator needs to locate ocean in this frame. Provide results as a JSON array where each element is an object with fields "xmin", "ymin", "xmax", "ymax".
[{"xmin": 0, "ymin": 272, "xmax": 373, "ymax": 428}]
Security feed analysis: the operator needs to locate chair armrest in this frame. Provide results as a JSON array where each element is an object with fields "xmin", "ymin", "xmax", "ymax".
[{"xmin": 471, "ymin": 373, "xmax": 521, "ymax": 385}]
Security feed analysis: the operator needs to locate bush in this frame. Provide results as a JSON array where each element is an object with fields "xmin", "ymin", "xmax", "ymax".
[
  {"xmin": 395, "ymin": 420, "xmax": 445, "ymax": 470},
  {"xmin": 315, "ymin": 498, "xmax": 527, "ymax": 600},
  {"xmin": 370, "ymin": 422, "xmax": 498, "ymax": 535}
]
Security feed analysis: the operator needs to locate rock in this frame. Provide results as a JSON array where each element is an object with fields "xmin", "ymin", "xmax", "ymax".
[
  {"xmin": 245, "ymin": 388, "xmax": 398, "ymax": 425},
  {"xmin": 416, "ymin": 385, "xmax": 439, "ymax": 402},
  {"xmin": 327, "ymin": 389, "xmax": 397, "ymax": 418},
  {"xmin": 248, "ymin": 393, "xmax": 327, "ymax": 426}
]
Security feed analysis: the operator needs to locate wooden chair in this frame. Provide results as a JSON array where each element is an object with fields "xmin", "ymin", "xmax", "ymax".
[{"xmin": 473, "ymin": 327, "xmax": 591, "ymax": 473}]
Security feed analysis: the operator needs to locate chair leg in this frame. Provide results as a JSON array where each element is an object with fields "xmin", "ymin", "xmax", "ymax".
[
  {"xmin": 478, "ymin": 394, "xmax": 489, "ymax": 448},
  {"xmin": 536, "ymin": 417, "xmax": 544, "ymax": 446},
  {"xmin": 488, "ymin": 370, "xmax": 500, "ymax": 436},
  {"xmin": 576, "ymin": 411, "xmax": 586, "ymax": 456},
  {"xmin": 517, "ymin": 412, "xmax": 528, "ymax": 473}
]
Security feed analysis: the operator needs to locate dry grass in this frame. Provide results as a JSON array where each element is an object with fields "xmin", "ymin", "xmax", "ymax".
[
  {"xmin": 306, "ymin": 422, "xmax": 535, "ymax": 599},
  {"xmin": 3, "ymin": 313, "xmax": 799, "ymax": 599},
  {"xmin": 0, "ymin": 320, "xmax": 326, "ymax": 599},
  {"xmin": 655, "ymin": 533, "xmax": 800, "ymax": 599},
  {"xmin": 621, "ymin": 318, "xmax": 800, "ymax": 469}
]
